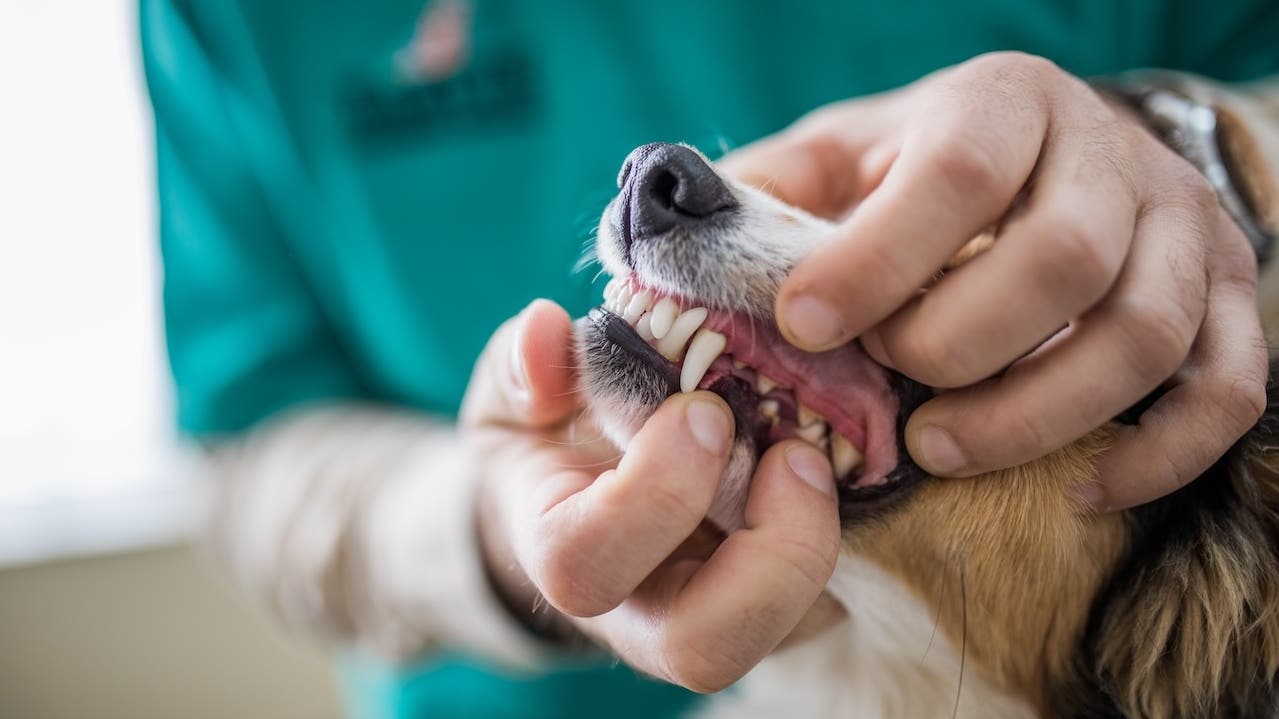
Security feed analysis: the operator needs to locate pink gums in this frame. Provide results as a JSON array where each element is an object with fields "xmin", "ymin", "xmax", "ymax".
[{"xmin": 698, "ymin": 310, "xmax": 903, "ymax": 487}]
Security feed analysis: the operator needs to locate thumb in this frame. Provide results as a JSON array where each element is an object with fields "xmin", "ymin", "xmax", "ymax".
[{"xmin": 460, "ymin": 299, "xmax": 579, "ymax": 429}]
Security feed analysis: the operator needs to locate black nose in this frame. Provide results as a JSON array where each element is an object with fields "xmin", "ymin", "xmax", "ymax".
[{"xmin": 618, "ymin": 143, "xmax": 737, "ymax": 246}]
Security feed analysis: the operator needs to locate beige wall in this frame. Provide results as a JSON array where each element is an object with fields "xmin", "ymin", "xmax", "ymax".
[{"xmin": 0, "ymin": 545, "xmax": 343, "ymax": 719}]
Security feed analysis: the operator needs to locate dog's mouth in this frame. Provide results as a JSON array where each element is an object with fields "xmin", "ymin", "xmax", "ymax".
[{"xmin": 592, "ymin": 276, "xmax": 917, "ymax": 492}]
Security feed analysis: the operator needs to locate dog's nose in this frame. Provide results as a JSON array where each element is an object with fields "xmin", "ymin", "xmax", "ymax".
[{"xmin": 620, "ymin": 143, "xmax": 737, "ymax": 244}]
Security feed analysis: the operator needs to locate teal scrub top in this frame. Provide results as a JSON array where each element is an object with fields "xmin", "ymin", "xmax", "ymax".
[{"xmin": 142, "ymin": 1, "xmax": 1279, "ymax": 716}]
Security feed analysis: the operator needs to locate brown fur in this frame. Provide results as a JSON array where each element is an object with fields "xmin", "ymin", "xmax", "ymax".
[{"xmin": 846, "ymin": 408, "xmax": 1279, "ymax": 716}]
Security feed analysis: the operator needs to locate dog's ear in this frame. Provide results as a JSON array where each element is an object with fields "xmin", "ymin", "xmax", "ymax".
[{"xmin": 1053, "ymin": 363, "xmax": 1279, "ymax": 718}]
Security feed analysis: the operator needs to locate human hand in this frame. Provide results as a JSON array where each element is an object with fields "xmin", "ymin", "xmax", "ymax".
[
  {"xmin": 463, "ymin": 299, "xmax": 844, "ymax": 692},
  {"xmin": 722, "ymin": 52, "xmax": 1267, "ymax": 511}
]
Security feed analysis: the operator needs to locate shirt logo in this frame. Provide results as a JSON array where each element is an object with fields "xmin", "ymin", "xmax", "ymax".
[
  {"xmin": 344, "ymin": 0, "xmax": 538, "ymax": 146},
  {"xmin": 396, "ymin": 0, "xmax": 472, "ymax": 83}
]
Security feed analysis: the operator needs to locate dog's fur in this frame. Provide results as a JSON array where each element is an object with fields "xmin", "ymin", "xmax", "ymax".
[{"xmin": 577, "ymin": 145, "xmax": 1279, "ymax": 718}]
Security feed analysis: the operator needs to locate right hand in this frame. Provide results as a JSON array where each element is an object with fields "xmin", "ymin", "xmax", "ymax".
[{"xmin": 462, "ymin": 299, "xmax": 845, "ymax": 693}]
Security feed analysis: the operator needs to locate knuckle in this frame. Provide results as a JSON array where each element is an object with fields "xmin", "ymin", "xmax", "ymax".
[
  {"xmin": 929, "ymin": 131, "xmax": 1009, "ymax": 199},
  {"xmin": 530, "ymin": 537, "xmax": 618, "ymax": 617},
  {"xmin": 1113, "ymin": 294, "xmax": 1194, "ymax": 381},
  {"xmin": 620, "ymin": 470, "xmax": 710, "ymax": 529},
  {"xmin": 658, "ymin": 635, "xmax": 744, "ymax": 694},
  {"xmin": 1038, "ymin": 218, "xmax": 1117, "ymax": 297},
  {"xmin": 1005, "ymin": 410, "xmax": 1058, "ymax": 462},
  {"xmin": 1214, "ymin": 370, "xmax": 1268, "ymax": 432},
  {"xmin": 967, "ymin": 51, "xmax": 1059, "ymax": 83},
  {"xmin": 1182, "ymin": 171, "xmax": 1219, "ymax": 216},
  {"xmin": 773, "ymin": 535, "xmax": 839, "ymax": 590},
  {"xmin": 898, "ymin": 329, "xmax": 973, "ymax": 387}
]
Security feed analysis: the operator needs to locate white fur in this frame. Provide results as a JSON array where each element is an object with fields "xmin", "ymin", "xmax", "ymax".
[{"xmin": 696, "ymin": 556, "xmax": 1036, "ymax": 719}]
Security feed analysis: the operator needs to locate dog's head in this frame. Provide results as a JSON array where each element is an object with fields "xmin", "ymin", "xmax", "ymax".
[{"xmin": 575, "ymin": 143, "xmax": 1279, "ymax": 717}]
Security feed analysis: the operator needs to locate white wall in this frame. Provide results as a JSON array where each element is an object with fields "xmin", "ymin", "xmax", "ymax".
[{"xmin": 0, "ymin": 1, "xmax": 204, "ymax": 564}]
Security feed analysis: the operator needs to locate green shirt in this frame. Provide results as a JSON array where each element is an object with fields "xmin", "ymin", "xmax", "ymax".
[{"xmin": 142, "ymin": 1, "xmax": 1279, "ymax": 716}]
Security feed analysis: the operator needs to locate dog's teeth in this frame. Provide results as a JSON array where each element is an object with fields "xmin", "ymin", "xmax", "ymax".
[
  {"xmin": 830, "ymin": 433, "xmax": 863, "ymax": 478},
  {"xmin": 603, "ymin": 277, "xmax": 623, "ymax": 303},
  {"xmin": 636, "ymin": 312, "xmax": 655, "ymax": 340},
  {"xmin": 732, "ymin": 358, "xmax": 748, "ymax": 370},
  {"xmin": 798, "ymin": 404, "xmax": 824, "ymax": 427},
  {"xmin": 623, "ymin": 290, "xmax": 653, "ymax": 323},
  {"xmin": 759, "ymin": 399, "xmax": 780, "ymax": 419},
  {"xmin": 613, "ymin": 284, "xmax": 634, "ymax": 314},
  {"xmin": 756, "ymin": 375, "xmax": 778, "ymax": 395},
  {"xmin": 656, "ymin": 307, "xmax": 708, "ymax": 360},
  {"xmin": 796, "ymin": 421, "xmax": 828, "ymax": 445},
  {"xmin": 680, "ymin": 329, "xmax": 727, "ymax": 393},
  {"xmin": 649, "ymin": 297, "xmax": 678, "ymax": 339}
]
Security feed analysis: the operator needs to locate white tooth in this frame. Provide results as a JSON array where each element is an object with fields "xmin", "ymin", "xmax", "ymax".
[
  {"xmin": 636, "ymin": 312, "xmax": 655, "ymax": 340},
  {"xmin": 798, "ymin": 404, "xmax": 824, "ymax": 427},
  {"xmin": 656, "ymin": 307, "xmax": 709, "ymax": 360},
  {"xmin": 649, "ymin": 298, "xmax": 679, "ymax": 339},
  {"xmin": 830, "ymin": 433, "xmax": 863, "ymax": 478},
  {"xmin": 604, "ymin": 278, "xmax": 622, "ymax": 302},
  {"xmin": 613, "ymin": 285, "xmax": 633, "ymax": 314},
  {"xmin": 732, "ymin": 359, "xmax": 748, "ymax": 370},
  {"xmin": 796, "ymin": 421, "xmax": 827, "ymax": 445},
  {"xmin": 680, "ymin": 330, "xmax": 727, "ymax": 393},
  {"xmin": 759, "ymin": 399, "xmax": 780, "ymax": 418},
  {"xmin": 756, "ymin": 374, "xmax": 778, "ymax": 395},
  {"xmin": 623, "ymin": 290, "xmax": 653, "ymax": 323}
]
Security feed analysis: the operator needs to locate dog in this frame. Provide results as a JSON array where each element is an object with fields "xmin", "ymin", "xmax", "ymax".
[{"xmin": 574, "ymin": 143, "xmax": 1279, "ymax": 717}]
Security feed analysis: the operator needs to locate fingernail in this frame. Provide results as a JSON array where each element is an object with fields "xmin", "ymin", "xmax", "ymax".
[
  {"xmin": 686, "ymin": 398, "xmax": 731, "ymax": 455},
  {"xmin": 786, "ymin": 444, "xmax": 835, "ymax": 497},
  {"xmin": 507, "ymin": 311, "xmax": 532, "ymax": 402},
  {"xmin": 916, "ymin": 426, "xmax": 966, "ymax": 474},
  {"xmin": 781, "ymin": 294, "xmax": 845, "ymax": 349}
]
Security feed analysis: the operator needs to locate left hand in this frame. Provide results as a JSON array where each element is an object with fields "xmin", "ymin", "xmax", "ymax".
[{"xmin": 722, "ymin": 51, "xmax": 1268, "ymax": 511}]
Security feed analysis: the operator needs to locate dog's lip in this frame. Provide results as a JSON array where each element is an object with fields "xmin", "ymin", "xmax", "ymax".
[{"xmin": 587, "ymin": 289, "xmax": 907, "ymax": 490}]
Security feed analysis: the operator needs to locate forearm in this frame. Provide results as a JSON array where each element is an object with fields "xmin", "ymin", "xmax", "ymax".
[{"xmin": 206, "ymin": 404, "xmax": 547, "ymax": 666}]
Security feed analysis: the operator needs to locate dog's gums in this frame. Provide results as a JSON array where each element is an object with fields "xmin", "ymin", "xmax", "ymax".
[{"xmin": 598, "ymin": 277, "xmax": 869, "ymax": 478}]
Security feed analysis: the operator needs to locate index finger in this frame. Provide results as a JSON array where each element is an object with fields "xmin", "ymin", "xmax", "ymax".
[{"xmin": 775, "ymin": 87, "xmax": 1047, "ymax": 352}]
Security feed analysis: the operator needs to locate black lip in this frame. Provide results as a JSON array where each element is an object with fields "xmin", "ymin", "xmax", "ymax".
[
  {"xmin": 587, "ymin": 307, "xmax": 678, "ymax": 391},
  {"xmin": 838, "ymin": 373, "xmax": 932, "ymax": 525}
]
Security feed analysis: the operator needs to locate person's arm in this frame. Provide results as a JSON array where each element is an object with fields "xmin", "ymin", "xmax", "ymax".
[
  {"xmin": 141, "ymin": 0, "xmax": 545, "ymax": 665},
  {"xmin": 207, "ymin": 407, "xmax": 548, "ymax": 664}
]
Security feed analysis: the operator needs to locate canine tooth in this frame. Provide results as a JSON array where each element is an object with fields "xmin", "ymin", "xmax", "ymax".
[
  {"xmin": 680, "ymin": 329, "xmax": 727, "ymax": 393},
  {"xmin": 636, "ymin": 312, "xmax": 655, "ymax": 340},
  {"xmin": 759, "ymin": 399, "xmax": 780, "ymax": 418},
  {"xmin": 756, "ymin": 375, "xmax": 778, "ymax": 395},
  {"xmin": 649, "ymin": 298, "xmax": 679, "ymax": 339},
  {"xmin": 798, "ymin": 404, "xmax": 824, "ymax": 427},
  {"xmin": 830, "ymin": 433, "xmax": 863, "ymax": 478},
  {"xmin": 732, "ymin": 359, "xmax": 748, "ymax": 369},
  {"xmin": 623, "ymin": 290, "xmax": 653, "ymax": 323},
  {"xmin": 656, "ymin": 307, "xmax": 708, "ymax": 360},
  {"xmin": 796, "ymin": 421, "xmax": 828, "ymax": 445}
]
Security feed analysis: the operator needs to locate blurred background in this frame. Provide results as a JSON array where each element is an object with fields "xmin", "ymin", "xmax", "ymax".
[{"xmin": 0, "ymin": 2, "xmax": 342, "ymax": 716}]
